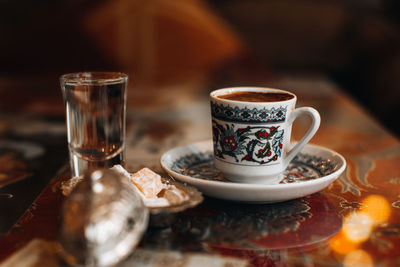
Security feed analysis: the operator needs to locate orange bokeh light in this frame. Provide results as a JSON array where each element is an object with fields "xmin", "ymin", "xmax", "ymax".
[
  {"xmin": 330, "ymin": 194, "xmax": 391, "ymax": 257},
  {"xmin": 344, "ymin": 249, "xmax": 374, "ymax": 267},
  {"xmin": 361, "ymin": 194, "xmax": 391, "ymax": 224},
  {"xmin": 329, "ymin": 231, "xmax": 359, "ymax": 255}
]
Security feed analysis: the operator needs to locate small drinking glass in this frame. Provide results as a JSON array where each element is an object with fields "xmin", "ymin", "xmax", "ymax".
[{"xmin": 60, "ymin": 72, "xmax": 128, "ymax": 177}]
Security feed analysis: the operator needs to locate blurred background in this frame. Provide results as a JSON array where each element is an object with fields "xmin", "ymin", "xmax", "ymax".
[{"xmin": 0, "ymin": 0, "xmax": 399, "ymax": 136}]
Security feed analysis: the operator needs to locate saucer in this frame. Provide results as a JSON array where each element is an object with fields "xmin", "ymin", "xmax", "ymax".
[{"xmin": 160, "ymin": 140, "xmax": 346, "ymax": 203}]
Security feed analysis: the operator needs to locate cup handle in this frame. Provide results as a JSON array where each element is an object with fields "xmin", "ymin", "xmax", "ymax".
[{"xmin": 283, "ymin": 107, "xmax": 321, "ymax": 168}]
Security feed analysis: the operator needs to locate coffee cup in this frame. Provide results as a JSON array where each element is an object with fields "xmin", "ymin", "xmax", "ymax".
[{"xmin": 210, "ymin": 87, "xmax": 320, "ymax": 184}]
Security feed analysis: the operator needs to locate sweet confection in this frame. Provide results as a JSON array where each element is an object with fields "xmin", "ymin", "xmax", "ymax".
[{"xmin": 130, "ymin": 167, "xmax": 164, "ymax": 199}]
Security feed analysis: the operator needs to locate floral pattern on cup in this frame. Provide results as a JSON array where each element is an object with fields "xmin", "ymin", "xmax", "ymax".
[{"xmin": 212, "ymin": 120, "xmax": 284, "ymax": 165}]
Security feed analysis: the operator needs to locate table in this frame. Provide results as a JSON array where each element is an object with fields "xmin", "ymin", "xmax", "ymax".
[{"xmin": 0, "ymin": 73, "xmax": 399, "ymax": 266}]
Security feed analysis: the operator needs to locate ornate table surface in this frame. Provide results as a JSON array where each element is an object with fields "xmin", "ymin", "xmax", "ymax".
[{"xmin": 0, "ymin": 73, "xmax": 399, "ymax": 266}]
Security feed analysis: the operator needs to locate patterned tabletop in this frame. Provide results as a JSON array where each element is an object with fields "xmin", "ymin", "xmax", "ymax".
[{"xmin": 0, "ymin": 74, "xmax": 399, "ymax": 266}]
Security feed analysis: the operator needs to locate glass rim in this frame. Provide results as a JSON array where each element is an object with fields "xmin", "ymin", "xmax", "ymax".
[{"xmin": 60, "ymin": 72, "xmax": 128, "ymax": 85}]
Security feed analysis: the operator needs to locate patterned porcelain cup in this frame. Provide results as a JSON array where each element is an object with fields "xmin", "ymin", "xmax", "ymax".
[{"xmin": 210, "ymin": 87, "xmax": 320, "ymax": 184}]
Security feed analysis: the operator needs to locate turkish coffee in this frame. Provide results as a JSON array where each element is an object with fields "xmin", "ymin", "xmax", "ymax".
[{"xmin": 217, "ymin": 91, "xmax": 294, "ymax": 102}]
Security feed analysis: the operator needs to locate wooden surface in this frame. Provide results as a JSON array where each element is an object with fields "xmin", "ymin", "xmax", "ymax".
[{"xmin": 0, "ymin": 72, "xmax": 399, "ymax": 266}]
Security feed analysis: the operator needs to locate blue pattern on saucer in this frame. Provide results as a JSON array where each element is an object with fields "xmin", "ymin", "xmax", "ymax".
[{"xmin": 171, "ymin": 151, "xmax": 337, "ymax": 184}]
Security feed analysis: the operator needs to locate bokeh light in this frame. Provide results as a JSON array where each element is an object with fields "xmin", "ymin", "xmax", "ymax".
[
  {"xmin": 329, "ymin": 231, "xmax": 359, "ymax": 255},
  {"xmin": 330, "ymin": 194, "xmax": 391, "ymax": 264},
  {"xmin": 342, "ymin": 212, "xmax": 373, "ymax": 243},
  {"xmin": 343, "ymin": 250, "xmax": 373, "ymax": 267},
  {"xmin": 361, "ymin": 194, "xmax": 391, "ymax": 224}
]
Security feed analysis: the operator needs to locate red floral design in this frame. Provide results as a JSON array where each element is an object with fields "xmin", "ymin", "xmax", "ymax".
[
  {"xmin": 223, "ymin": 136, "xmax": 238, "ymax": 151},
  {"xmin": 213, "ymin": 120, "xmax": 284, "ymax": 165}
]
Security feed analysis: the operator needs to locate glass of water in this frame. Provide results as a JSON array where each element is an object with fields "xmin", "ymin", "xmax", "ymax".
[{"xmin": 60, "ymin": 72, "xmax": 128, "ymax": 177}]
